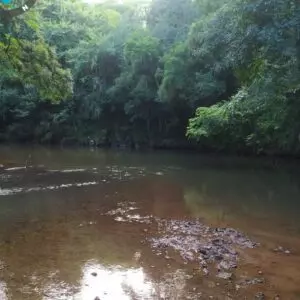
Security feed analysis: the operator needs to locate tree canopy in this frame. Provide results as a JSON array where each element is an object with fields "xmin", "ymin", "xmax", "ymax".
[{"xmin": 0, "ymin": 0, "xmax": 299, "ymax": 155}]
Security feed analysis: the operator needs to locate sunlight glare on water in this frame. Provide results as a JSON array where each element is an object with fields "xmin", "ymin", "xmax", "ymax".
[
  {"xmin": 0, "ymin": 281, "xmax": 7, "ymax": 300},
  {"xmin": 77, "ymin": 263, "xmax": 154, "ymax": 300}
]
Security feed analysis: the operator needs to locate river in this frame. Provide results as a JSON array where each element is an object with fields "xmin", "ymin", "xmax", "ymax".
[{"xmin": 0, "ymin": 145, "xmax": 300, "ymax": 300}]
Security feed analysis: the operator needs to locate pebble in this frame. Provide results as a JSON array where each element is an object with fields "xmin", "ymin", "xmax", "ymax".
[
  {"xmin": 202, "ymin": 267, "xmax": 209, "ymax": 275},
  {"xmin": 274, "ymin": 295, "xmax": 280, "ymax": 300},
  {"xmin": 91, "ymin": 272, "xmax": 97, "ymax": 277},
  {"xmin": 238, "ymin": 277, "xmax": 265, "ymax": 286},
  {"xmin": 94, "ymin": 297, "xmax": 100, "ymax": 300},
  {"xmin": 217, "ymin": 272, "xmax": 232, "ymax": 280},
  {"xmin": 258, "ymin": 270, "xmax": 263, "ymax": 275},
  {"xmin": 255, "ymin": 292, "xmax": 266, "ymax": 299},
  {"xmin": 273, "ymin": 246, "xmax": 291, "ymax": 254},
  {"xmin": 218, "ymin": 260, "xmax": 237, "ymax": 270}
]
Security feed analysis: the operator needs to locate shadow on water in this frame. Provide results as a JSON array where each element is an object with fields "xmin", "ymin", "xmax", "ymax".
[{"xmin": 0, "ymin": 145, "xmax": 300, "ymax": 299}]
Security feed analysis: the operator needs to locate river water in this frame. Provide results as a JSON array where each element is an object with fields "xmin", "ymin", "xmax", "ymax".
[{"xmin": 0, "ymin": 145, "xmax": 300, "ymax": 300}]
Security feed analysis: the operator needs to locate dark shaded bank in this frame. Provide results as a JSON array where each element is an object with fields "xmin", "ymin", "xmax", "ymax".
[{"xmin": 3, "ymin": 140, "xmax": 300, "ymax": 162}]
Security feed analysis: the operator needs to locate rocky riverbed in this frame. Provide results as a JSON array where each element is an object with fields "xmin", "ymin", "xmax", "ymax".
[
  {"xmin": 104, "ymin": 202, "xmax": 266, "ymax": 293},
  {"xmin": 101, "ymin": 200, "xmax": 298, "ymax": 299},
  {"xmin": 150, "ymin": 219, "xmax": 259, "ymax": 279}
]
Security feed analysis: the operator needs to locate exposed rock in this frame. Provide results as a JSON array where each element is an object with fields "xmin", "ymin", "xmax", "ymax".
[
  {"xmin": 273, "ymin": 246, "xmax": 291, "ymax": 254},
  {"xmin": 274, "ymin": 246, "xmax": 284, "ymax": 252},
  {"xmin": 217, "ymin": 272, "xmax": 232, "ymax": 280},
  {"xmin": 105, "ymin": 204, "xmax": 259, "ymax": 283},
  {"xmin": 202, "ymin": 267, "xmax": 209, "ymax": 276},
  {"xmin": 255, "ymin": 292, "xmax": 266, "ymax": 299},
  {"xmin": 238, "ymin": 277, "xmax": 265, "ymax": 286},
  {"xmin": 150, "ymin": 219, "xmax": 258, "ymax": 277},
  {"xmin": 217, "ymin": 260, "xmax": 237, "ymax": 271}
]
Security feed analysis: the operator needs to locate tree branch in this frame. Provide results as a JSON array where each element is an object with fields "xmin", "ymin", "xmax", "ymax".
[{"xmin": 0, "ymin": 0, "xmax": 38, "ymax": 24}]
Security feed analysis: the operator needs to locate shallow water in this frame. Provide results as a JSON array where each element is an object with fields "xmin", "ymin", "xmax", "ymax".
[{"xmin": 0, "ymin": 145, "xmax": 300, "ymax": 300}]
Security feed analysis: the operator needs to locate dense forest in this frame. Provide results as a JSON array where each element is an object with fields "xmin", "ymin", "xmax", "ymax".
[{"xmin": 0, "ymin": 0, "xmax": 300, "ymax": 155}]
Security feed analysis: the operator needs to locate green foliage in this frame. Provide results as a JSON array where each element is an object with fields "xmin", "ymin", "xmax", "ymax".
[
  {"xmin": 1, "ymin": 0, "xmax": 300, "ymax": 155},
  {"xmin": 147, "ymin": 0, "xmax": 199, "ymax": 49},
  {"xmin": 187, "ymin": 0, "xmax": 300, "ymax": 155}
]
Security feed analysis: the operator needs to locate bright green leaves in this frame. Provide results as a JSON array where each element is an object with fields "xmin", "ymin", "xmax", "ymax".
[
  {"xmin": 187, "ymin": 0, "xmax": 300, "ymax": 154},
  {"xmin": 1, "ymin": 37, "xmax": 72, "ymax": 102},
  {"xmin": 1, "ymin": 2, "xmax": 72, "ymax": 103}
]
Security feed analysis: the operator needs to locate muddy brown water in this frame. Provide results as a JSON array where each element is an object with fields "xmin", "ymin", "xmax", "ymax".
[{"xmin": 0, "ymin": 145, "xmax": 300, "ymax": 300}]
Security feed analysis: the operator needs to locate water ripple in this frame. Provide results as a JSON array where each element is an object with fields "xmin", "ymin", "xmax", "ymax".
[{"xmin": 0, "ymin": 181, "xmax": 98, "ymax": 196}]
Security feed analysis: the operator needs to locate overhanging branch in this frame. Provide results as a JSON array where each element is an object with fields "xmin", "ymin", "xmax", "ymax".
[{"xmin": 0, "ymin": 0, "xmax": 38, "ymax": 23}]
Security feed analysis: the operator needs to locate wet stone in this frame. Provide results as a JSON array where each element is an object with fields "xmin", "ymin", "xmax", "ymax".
[
  {"xmin": 105, "ymin": 204, "xmax": 259, "ymax": 283},
  {"xmin": 202, "ymin": 267, "xmax": 209, "ymax": 276},
  {"xmin": 217, "ymin": 272, "xmax": 232, "ymax": 280},
  {"xmin": 255, "ymin": 292, "xmax": 266, "ymax": 299},
  {"xmin": 238, "ymin": 277, "xmax": 265, "ymax": 286},
  {"xmin": 273, "ymin": 246, "xmax": 291, "ymax": 254},
  {"xmin": 217, "ymin": 260, "xmax": 237, "ymax": 271},
  {"xmin": 150, "ymin": 219, "xmax": 258, "ymax": 278}
]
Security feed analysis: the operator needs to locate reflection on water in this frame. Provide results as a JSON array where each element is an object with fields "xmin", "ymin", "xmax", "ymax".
[
  {"xmin": 183, "ymin": 167, "xmax": 300, "ymax": 235},
  {"xmin": 0, "ymin": 146, "xmax": 300, "ymax": 299},
  {"xmin": 38, "ymin": 263, "xmax": 154, "ymax": 300},
  {"xmin": 79, "ymin": 264, "xmax": 153, "ymax": 300},
  {"xmin": 0, "ymin": 281, "xmax": 7, "ymax": 300},
  {"xmin": 0, "ymin": 181, "xmax": 98, "ymax": 196}
]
